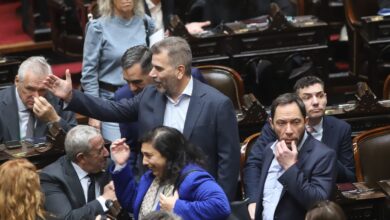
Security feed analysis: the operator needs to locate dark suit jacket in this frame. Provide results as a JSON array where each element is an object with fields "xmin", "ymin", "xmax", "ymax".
[
  {"xmin": 113, "ymin": 69, "xmax": 206, "ymax": 176},
  {"xmin": 0, "ymin": 85, "xmax": 77, "ymax": 143},
  {"xmin": 40, "ymin": 156, "xmax": 111, "ymax": 220},
  {"xmin": 67, "ymin": 79, "xmax": 240, "ymax": 200},
  {"xmin": 244, "ymin": 116, "xmax": 355, "ymax": 202},
  {"xmin": 254, "ymin": 135, "xmax": 337, "ymax": 220},
  {"xmin": 144, "ymin": 0, "xmax": 172, "ymax": 30}
]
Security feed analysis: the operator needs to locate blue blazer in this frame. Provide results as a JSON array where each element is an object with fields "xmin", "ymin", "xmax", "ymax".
[
  {"xmin": 67, "ymin": 79, "xmax": 240, "ymax": 200},
  {"xmin": 254, "ymin": 135, "xmax": 337, "ymax": 220},
  {"xmin": 111, "ymin": 163, "xmax": 231, "ymax": 220},
  {"xmin": 244, "ymin": 115, "xmax": 355, "ymax": 202}
]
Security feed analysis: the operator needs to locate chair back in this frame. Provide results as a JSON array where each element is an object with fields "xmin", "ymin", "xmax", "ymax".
[
  {"xmin": 383, "ymin": 74, "xmax": 390, "ymax": 99},
  {"xmin": 197, "ymin": 65, "xmax": 244, "ymax": 111},
  {"xmin": 353, "ymin": 125, "xmax": 390, "ymax": 184},
  {"xmin": 240, "ymin": 132, "xmax": 260, "ymax": 199},
  {"xmin": 47, "ymin": 0, "xmax": 86, "ymax": 57},
  {"xmin": 343, "ymin": 0, "xmax": 379, "ymax": 28}
]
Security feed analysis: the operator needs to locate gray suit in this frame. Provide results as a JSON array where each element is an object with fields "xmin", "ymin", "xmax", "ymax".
[
  {"xmin": 40, "ymin": 156, "xmax": 111, "ymax": 220},
  {"xmin": 0, "ymin": 85, "xmax": 77, "ymax": 143},
  {"xmin": 66, "ymin": 79, "xmax": 240, "ymax": 200}
]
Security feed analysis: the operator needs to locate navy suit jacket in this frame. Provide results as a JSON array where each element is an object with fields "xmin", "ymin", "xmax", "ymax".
[
  {"xmin": 254, "ymin": 135, "xmax": 337, "ymax": 220},
  {"xmin": 40, "ymin": 156, "xmax": 111, "ymax": 219},
  {"xmin": 67, "ymin": 79, "xmax": 240, "ymax": 200},
  {"xmin": 244, "ymin": 115, "xmax": 355, "ymax": 201},
  {"xmin": 0, "ymin": 85, "xmax": 77, "ymax": 143},
  {"xmin": 113, "ymin": 69, "xmax": 207, "ymax": 177}
]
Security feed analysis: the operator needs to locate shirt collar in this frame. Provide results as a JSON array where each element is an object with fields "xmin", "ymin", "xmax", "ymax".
[
  {"xmin": 307, "ymin": 117, "xmax": 323, "ymax": 133},
  {"xmin": 15, "ymin": 87, "xmax": 29, "ymax": 112},
  {"xmin": 71, "ymin": 161, "xmax": 89, "ymax": 180},
  {"xmin": 166, "ymin": 77, "xmax": 193, "ymax": 104}
]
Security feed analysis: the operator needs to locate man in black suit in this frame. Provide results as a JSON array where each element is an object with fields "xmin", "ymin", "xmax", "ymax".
[
  {"xmin": 44, "ymin": 36, "xmax": 240, "ymax": 200},
  {"xmin": 0, "ymin": 56, "xmax": 77, "ymax": 143},
  {"xmin": 40, "ymin": 125, "xmax": 116, "ymax": 219}
]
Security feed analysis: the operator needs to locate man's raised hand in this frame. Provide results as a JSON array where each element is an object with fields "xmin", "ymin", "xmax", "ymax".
[{"xmin": 44, "ymin": 69, "xmax": 73, "ymax": 102}]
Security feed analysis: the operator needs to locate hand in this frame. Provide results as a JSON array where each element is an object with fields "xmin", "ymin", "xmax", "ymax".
[
  {"xmin": 159, "ymin": 190, "xmax": 179, "ymax": 211},
  {"xmin": 33, "ymin": 96, "xmax": 61, "ymax": 123},
  {"xmin": 89, "ymin": 118, "xmax": 101, "ymax": 130},
  {"xmin": 43, "ymin": 69, "xmax": 73, "ymax": 102},
  {"xmin": 95, "ymin": 215, "xmax": 110, "ymax": 220},
  {"xmin": 102, "ymin": 181, "xmax": 116, "ymax": 201},
  {"xmin": 248, "ymin": 203, "xmax": 256, "ymax": 220},
  {"xmin": 275, "ymin": 140, "xmax": 298, "ymax": 170},
  {"xmin": 185, "ymin": 21, "xmax": 211, "ymax": 35},
  {"xmin": 110, "ymin": 138, "xmax": 130, "ymax": 166}
]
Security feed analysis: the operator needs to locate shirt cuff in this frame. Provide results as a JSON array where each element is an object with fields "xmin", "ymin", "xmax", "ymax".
[
  {"xmin": 63, "ymin": 102, "xmax": 69, "ymax": 110},
  {"xmin": 113, "ymin": 163, "xmax": 126, "ymax": 172},
  {"xmin": 97, "ymin": 196, "xmax": 108, "ymax": 212}
]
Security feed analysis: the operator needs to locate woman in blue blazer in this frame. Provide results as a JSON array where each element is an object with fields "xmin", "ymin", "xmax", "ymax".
[{"xmin": 110, "ymin": 126, "xmax": 231, "ymax": 220}]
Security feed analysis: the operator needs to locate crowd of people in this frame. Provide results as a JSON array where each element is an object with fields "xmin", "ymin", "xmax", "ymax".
[{"xmin": 0, "ymin": 0, "xmax": 365, "ymax": 219}]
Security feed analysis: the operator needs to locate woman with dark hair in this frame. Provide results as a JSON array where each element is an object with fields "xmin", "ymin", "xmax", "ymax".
[
  {"xmin": 305, "ymin": 200, "xmax": 346, "ymax": 220},
  {"xmin": 110, "ymin": 126, "xmax": 231, "ymax": 220}
]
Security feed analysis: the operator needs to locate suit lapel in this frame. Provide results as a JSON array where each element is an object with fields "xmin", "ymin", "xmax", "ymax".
[
  {"xmin": 279, "ymin": 136, "xmax": 314, "ymax": 197},
  {"xmin": 2, "ymin": 87, "xmax": 21, "ymax": 140},
  {"xmin": 259, "ymin": 147, "xmax": 275, "ymax": 191},
  {"xmin": 321, "ymin": 116, "xmax": 332, "ymax": 145},
  {"xmin": 63, "ymin": 158, "xmax": 88, "ymax": 206},
  {"xmin": 153, "ymin": 92, "xmax": 166, "ymax": 126},
  {"xmin": 183, "ymin": 80, "xmax": 205, "ymax": 139},
  {"xmin": 255, "ymin": 146, "xmax": 275, "ymax": 217}
]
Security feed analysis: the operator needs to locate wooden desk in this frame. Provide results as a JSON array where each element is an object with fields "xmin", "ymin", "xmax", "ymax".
[
  {"xmin": 336, "ymin": 182, "xmax": 387, "ymax": 220},
  {"xmin": 0, "ymin": 141, "xmax": 64, "ymax": 169}
]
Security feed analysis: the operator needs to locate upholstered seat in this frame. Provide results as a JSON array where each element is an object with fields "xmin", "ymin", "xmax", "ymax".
[
  {"xmin": 352, "ymin": 125, "xmax": 390, "ymax": 184},
  {"xmin": 240, "ymin": 132, "xmax": 260, "ymax": 199},
  {"xmin": 197, "ymin": 65, "xmax": 244, "ymax": 111},
  {"xmin": 383, "ymin": 74, "xmax": 390, "ymax": 99},
  {"xmin": 343, "ymin": 0, "xmax": 379, "ymax": 76}
]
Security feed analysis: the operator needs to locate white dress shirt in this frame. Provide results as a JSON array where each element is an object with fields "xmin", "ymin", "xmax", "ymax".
[
  {"xmin": 163, "ymin": 77, "xmax": 193, "ymax": 133},
  {"xmin": 71, "ymin": 162, "xmax": 107, "ymax": 211},
  {"xmin": 306, "ymin": 118, "xmax": 323, "ymax": 141}
]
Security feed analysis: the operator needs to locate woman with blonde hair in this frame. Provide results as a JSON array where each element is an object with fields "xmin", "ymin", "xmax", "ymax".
[
  {"xmin": 0, "ymin": 159, "xmax": 54, "ymax": 220},
  {"xmin": 81, "ymin": 0, "xmax": 155, "ymax": 141}
]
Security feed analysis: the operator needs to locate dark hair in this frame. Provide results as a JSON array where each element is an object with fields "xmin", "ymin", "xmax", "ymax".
[
  {"xmin": 151, "ymin": 37, "xmax": 192, "ymax": 76},
  {"xmin": 121, "ymin": 45, "xmax": 153, "ymax": 75},
  {"xmin": 305, "ymin": 200, "xmax": 346, "ymax": 220},
  {"xmin": 270, "ymin": 93, "xmax": 306, "ymax": 120},
  {"xmin": 293, "ymin": 76, "xmax": 324, "ymax": 92},
  {"xmin": 139, "ymin": 126, "xmax": 205, "ymax": 184},
  {"xmin": 143, "ymin": 210, "xmax": 181, "ymax": 220}
]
